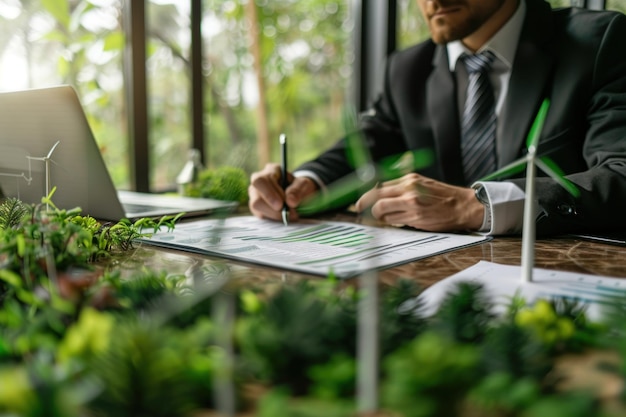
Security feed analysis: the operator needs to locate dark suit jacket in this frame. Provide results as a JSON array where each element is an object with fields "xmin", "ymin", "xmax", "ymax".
[{"xmin": 297, "ymin": 0, "xmax": 626, "ymax": 236}]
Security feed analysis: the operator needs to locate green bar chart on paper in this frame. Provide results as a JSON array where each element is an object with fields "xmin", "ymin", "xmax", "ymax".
[{"xmin": 141, "ymin": 216, "xmax": 489, "ymax": 278}]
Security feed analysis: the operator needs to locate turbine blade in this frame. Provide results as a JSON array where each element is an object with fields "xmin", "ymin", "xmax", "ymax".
[
  {"xmin": 297, "ymin": 169, "xmax": 377, "ymax": 215},
  {"xmin": 342, "ymin": 106, "xmax": 372, "ymax": 171},
  {"xmin": 478, "ymin": 156, "xmax": 527, "ymax": 181},
  {"xmin": 297, "ymin": 149, "xmax": 434, "ymax": 215},
  {"xmin": 527, "ymin": 98, "xmax": 550, "ymax": 150},
  {"xmin": 46, "ymin": 141, "xmax": 61, "ymax": 158},
  {"xmin": 381, "ymin": 149, "xmax": 434, "ymax": 177},
  {"xmin": 536, "ymin": 156, "xmax": 580, "ymax": 197}
]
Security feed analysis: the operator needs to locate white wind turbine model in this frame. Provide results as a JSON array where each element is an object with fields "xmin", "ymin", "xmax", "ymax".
[
  {"xmin": 481, "ymin": 99, "xmax": 579, "ymax": 282},
  {"xmin": 26, "ymin": 140, "xmax": 61, "ymax": 209}
]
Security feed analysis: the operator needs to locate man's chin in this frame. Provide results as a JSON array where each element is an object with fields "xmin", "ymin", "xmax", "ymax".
[
  {"xmin": 429, "ymin": 19, "xmax": 474, "ymax": 44},
  {"xmin": 430, "ymin": 27, "xmax": 461, "ymax": 44}
]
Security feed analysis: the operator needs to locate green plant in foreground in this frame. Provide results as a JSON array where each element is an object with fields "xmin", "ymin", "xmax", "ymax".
[
  {"xmin": 0, "ymin": 192, "xmax": 181, "ymax": 296},
  {"xmin": 382, "ymin": 331, "xmax": 480, "ymax": 417},
  {"xmin": 0, "ymin": 198, "xmax": 30, "ymax": 230},
  {"xmin": 0, "ymin": 268, "xmax": 622, "ymax": 417},
  {"xmin": 2, "ymin": 193, "xmax": 626, "ymax": 417},
  {"xmin": 235, "ymin": 279, "xmax": 425, "ymax": 397},
  {"xmin": 86, "ymin": 320, "xmax": 204, "ymax": 417}
]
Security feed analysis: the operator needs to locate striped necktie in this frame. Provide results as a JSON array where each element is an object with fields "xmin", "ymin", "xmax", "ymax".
[{"xmin": 460, "ymin": 51, "xmax": 497, "ymax": 184}]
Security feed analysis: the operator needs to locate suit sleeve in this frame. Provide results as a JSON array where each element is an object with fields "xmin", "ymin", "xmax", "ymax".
[{"xmin": 514, "ymin": 12, "xmax": 626, "ymax": 236}]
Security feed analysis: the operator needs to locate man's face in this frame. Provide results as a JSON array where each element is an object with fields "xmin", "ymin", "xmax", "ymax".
[{"xmin": 418, "ymin": 0, "xmax": 507, "ymax": 44}]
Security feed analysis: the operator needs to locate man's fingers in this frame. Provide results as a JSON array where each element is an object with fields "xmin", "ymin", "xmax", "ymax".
[
  {"xmin": 354, "ymin": 190, "xmax": 372, "ymax": 213},
  {"xmin": 370, "ymin": 195, "xmax": 406, "ymax": 221},
  {"xmin": 248, "ymin": 165, "xmax": 320, "ymax": 223},
  {"xmin": 248, "ymin": 185, "xmax": 279, "ymax": 220},
  {"xmin": 286, "ymin": 177, "xmax": 318, "ymax": 208},
  {"xmin": 250, "ymin": 164, "xmax": 286, "ymax": 211},
  {"xmin": 355, "ymin": 180, "xmax": 404, "ymax": 213}
]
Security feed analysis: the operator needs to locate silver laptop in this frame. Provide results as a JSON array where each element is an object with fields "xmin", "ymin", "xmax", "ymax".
[{"xmin": 0, "ymin": 85, "xmax": 239, "ymax": 220}]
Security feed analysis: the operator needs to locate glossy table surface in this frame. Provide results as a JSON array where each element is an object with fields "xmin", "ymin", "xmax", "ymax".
[{"xmin": 121, "ymin": 212, "xmax": 626, "ymax": 288}]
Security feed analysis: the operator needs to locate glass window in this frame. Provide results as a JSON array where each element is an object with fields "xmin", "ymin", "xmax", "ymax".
[
  {"xmin": 147, "ymin": 0, "xmax": 192, "ymax": 191},
  {"xmin": 0, "ymin": 0, "xmax": 355, "ymax": 192},
  {"xmin": 396, "ymin": 0, "xmax": 430, "ymax": 50},
  {"xmin": 606, "ymin": 1, "xmax": 626, "ymax": 13},
  {"xmin": 0, "ymin": 0, "xmax": 129, "ymax": 188},
  {"xmin": 203, "ymin": 0, "xmax": 353, "ymax": 173},
  {"xmin": 546, "ymin": 0, "xmax": 571, "ymax": 7}
]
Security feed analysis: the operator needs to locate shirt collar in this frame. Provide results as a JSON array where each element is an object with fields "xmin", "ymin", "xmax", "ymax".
[{"xmin": 446, "ymin": 0, "xmax": 526, "ymax": 71}]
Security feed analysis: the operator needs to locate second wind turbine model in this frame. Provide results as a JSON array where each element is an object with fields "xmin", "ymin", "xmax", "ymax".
[{"xmin": 481, "ymin": 99, "xmax": 580, "ymax": 282}]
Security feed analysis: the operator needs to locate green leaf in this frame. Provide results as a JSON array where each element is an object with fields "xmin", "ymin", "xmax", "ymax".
[
  {"xmin": 16, "ymin": 234, "xmax": 26, "ymax": 258},
  {"xmin": 42, "ymin": 0, "xmax": 71, "ymax": 30},
  {"xmin": 0, "ymin": 270, "xmax": 23, "ymax": 288},
  {"xmin": 42, "ymin": 30, "xmax": 68, "ymax": 43},
  {"xmin": 0, "ymin": 198, "xmax": 30, "ymax": 230},
  {"xmin": 16, "ymin": 288, "xmax": 40, "ymax": 306},
  {"xmin": 103, "ymin": 32, "xmax": 126, "ymax": 52}
]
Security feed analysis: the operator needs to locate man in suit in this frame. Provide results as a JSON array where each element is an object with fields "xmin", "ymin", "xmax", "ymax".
[{"xmin": 248, "ymin": 0, "xmax": 626, "ymax": 236}]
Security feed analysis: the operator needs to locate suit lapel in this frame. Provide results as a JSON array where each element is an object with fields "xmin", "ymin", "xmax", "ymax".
[
  {"xmin": 498, "ymin": 0, "xmax": 556, "ymax": 166},
  {"xmin": 426, "ymin": 46, "xmax": 464, "ymax": 185}
]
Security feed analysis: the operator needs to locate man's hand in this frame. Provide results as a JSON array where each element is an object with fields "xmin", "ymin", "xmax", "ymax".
[
  {"xmin": 354, "ymin": 173, "xmax": 484, "ymax": 232},
  {"xmin": 248, "ymin": 163, "xmax": 319, "ymax": 222}
]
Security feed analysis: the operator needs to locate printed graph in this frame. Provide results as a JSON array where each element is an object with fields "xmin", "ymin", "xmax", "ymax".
[{"xmin": 142, "ymin": 216, "xmax": 489, "ymax": 278}]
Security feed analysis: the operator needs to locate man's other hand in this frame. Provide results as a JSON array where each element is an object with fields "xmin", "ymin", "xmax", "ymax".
[{"xmin": 354, "ymin": 173, "xmax": 484, "ymax": 232}]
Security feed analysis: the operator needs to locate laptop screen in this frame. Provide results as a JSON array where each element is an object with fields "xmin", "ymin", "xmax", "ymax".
[{"xmin": 0, "ymin": 85, "xmax": 127, "ymax": 219}]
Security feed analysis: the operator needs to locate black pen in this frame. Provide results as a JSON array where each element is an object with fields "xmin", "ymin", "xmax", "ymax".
[{"xmin": 280, "ymin": 133, "xmax": 289, "ymax": 226}]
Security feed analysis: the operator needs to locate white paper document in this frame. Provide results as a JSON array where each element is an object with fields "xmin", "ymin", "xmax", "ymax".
[
  {"xmin": 139, "ymin": 216, "xmax": 489, "ymax": 278},
  {"xmin": 417, "ymin": 260, "xmax": 626, "ymax": 320}
]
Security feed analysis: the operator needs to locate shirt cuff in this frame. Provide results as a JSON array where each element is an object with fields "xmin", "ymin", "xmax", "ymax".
[
  {"xmin": 472, "ymin": 181, "xmax": 527, "ymax": 235},
  {"xmin": 293, "ymin": 170, "xmax": 327, "ymax": 192}
]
